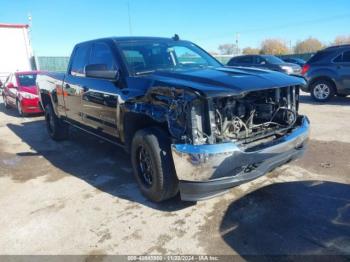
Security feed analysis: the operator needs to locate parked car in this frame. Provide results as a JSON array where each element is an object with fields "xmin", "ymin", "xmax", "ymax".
[
  {"xmin": 227, "ymin": 55, "xmax": 302, "ymax": 76},
  {"xmin": 37, "ymin": 36, "xmax": 309, "ymax": 202},
  {"xmin": 301, "ymin": 45, "xmax": 350, "ymax": 101},
  {"xmin": 282, "ymin": 57, "xmax": 306, "ymax": 67},
  {"xmin": 2, "ymin": 71, "xmax": 43, "ymax": 116}
]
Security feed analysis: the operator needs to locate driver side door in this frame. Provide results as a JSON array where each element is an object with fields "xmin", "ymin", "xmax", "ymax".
[{"xmin": 81, "ymin": 41, "xmax": 121, "ymax": 137}]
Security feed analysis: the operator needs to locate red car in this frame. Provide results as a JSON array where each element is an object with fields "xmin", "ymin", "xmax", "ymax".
[{"xmin": 2, "ymin": 71, "xmax": 43, "ymax": 116}]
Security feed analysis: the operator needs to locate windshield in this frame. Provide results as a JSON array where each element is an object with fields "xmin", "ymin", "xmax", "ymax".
[
  {"xmin": 262, "ymin": 55, "xmax": 285, "ymax": 64},
  {"xmin": 118, "ymin": 41, "xmax": 222, "ymax": 75},
  {"xmin": 17, "ymin": 74, "xmax": 37, "ymax": 87}
]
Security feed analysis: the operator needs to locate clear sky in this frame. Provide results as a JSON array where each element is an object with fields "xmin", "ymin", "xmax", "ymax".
[{"xmin": 1, "ymin": 0, "xmax": 349, "ymax": 56}]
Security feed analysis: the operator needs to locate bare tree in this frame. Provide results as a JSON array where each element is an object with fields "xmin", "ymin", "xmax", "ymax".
[
  {"xmin": 260, "ymin": 39, "xmax": 289, "ymax": 55},
  {"xmin": 242, "ymin": 47, "xmax": 260, "ymax": 55},
  {"xmin": 333, "ymin": 35, "xmax": 350, "ymax": 45},
  {"xmin": 218, "ymin": 44, "xmax": 239, "ymax": 55},
  {"xmin": 209, "ymin": 51, "xmax": 219, "ymax": 56},
  {"xmin": 294, "ymin": 37, "xmax": 323, "ymax": 54}
]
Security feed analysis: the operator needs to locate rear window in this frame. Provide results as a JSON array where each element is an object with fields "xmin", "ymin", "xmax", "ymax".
[
  {"xmin": 307, "ymin": 51, "xmax": 332, "ymax": 63},
  {"xmin": 17, "ymin": 74, "xmax": 37, "ymax": 86}
]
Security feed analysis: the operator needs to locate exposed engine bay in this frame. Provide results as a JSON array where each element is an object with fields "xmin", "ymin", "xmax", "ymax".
[{"xmin": 190, "ymin": 86, "xmax": 299, "ymax": 146}]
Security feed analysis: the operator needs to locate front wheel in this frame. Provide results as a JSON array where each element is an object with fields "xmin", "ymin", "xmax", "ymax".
[
  {"xmin": 44, "ymin": 104, "xmax": 69, "ymax": 141},
  {"xmin": 3, "ymin": 95, "xmax": 10, "ymax": 109},
  {"xmin": 131, "ymin": 127, "xmax": 179, "ymax": 202},
  {"xmin": 17, "ymin": 100, "xmax": 25, "ymax": 117},
  {"xmin": 310, "ymin": 80, "xmax": 335, "ymax": 102}
]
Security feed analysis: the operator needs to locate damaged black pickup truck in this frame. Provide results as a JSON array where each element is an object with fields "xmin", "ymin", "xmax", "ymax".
[{"xmin": 37, "ymin": 36, "xmax": 309, "ymax": 202}]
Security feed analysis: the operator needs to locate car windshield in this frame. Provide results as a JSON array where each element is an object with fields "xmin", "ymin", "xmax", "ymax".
[
  {"xmin": 293, "ymin": 58, "xmax": 305, "ymax": 63},
  {"xmin": 262, "ymin": 55, "xmax": 285, "ymax": 64},
  {"xmin": 118, "ymin": 40, "xmax": 222, "ymax": 75},
  {"xmin": 17, "ymin": 74, "xmax": 37, "ymax": 86}
]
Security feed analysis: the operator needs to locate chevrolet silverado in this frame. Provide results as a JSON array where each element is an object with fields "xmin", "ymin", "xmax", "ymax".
[{"xmin": 37, "ymin": 36, "xmax": 310, "ymax": 202}]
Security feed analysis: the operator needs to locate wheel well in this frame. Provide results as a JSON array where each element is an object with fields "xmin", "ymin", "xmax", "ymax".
[
  {"xmin": 123, "ymin": 112, "xmax": 169, "ymax": 153},
  {"xmin": 309, "ymin": 76, "xmax": 336, "ymax": 91},
  {"xmin": 40, "ymin": 92, "xmax": 51, "ymax": 110}
]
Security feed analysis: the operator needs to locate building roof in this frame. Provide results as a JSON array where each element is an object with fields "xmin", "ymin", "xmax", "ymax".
[{"xmin": 0, "ymin": 23, "xmax": 29, "ymax": 29}]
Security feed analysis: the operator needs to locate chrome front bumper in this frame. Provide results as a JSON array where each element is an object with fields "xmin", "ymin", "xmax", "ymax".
[{"xmin": 171, "ymin": 116, "xmax": 310, "ymax": 201}]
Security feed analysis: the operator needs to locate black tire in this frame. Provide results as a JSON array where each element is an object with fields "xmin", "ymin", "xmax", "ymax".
[
  {"xmin": 310, "ymin": 79, "xmax": 335, "ymax": 102},
  {"xmin": 3, "ymin": 95, "xmax": 10, "ymax": 109},
  {"xmin": 16, "ymin": 100, "xmax": 26, "ymax": 117},
  {"xmin": 131, "ymin": 127, "xmax": 179, "ymax": 202},
  {"xmin": 44, "ymin": 103, "xmax": 69, "ymax": 141}
]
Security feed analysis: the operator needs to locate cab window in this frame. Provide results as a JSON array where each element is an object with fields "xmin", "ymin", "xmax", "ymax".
[
  {"xmin": 70, "ymin": 44, "xmax": 91, "ymax": 77},
  {"xmin": 89, "ymin": 42, "xmax": 116, "ymax": 71}
]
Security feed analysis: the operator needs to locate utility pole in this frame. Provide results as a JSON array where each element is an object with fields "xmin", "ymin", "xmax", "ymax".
[
  {"xmin": 127, "ymin": 1, "xmax": 133, "ymax": 36},
  {"xmin": 289, "ymin": 40, "xmax": 292, "ymax": 54},
  {"xmin": 235, "ymin": 33, "xmax": 240, "ymax": 55},
  {"xmin": 28, "ymin": 13, "xmax": 32, "ymax": 40}
]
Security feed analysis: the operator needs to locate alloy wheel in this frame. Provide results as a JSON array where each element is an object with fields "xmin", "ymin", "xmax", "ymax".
[
  {"xmin": 137, "ymin": 145, "xmax": 153, "ymax": 187},
  {"xmin": 313, "ymin": 83, "xmax": 330, "ymax": 100}
]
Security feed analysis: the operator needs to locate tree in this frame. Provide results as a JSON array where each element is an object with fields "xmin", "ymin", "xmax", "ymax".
[
  {"xmin": 260, "ymin": 39, "xmax": 289, "ymax": 55},
  {"xmin": 242, "ymin": 47, "xmax": 260, "ymax": 55},
  {"xmin": 333, "ymin": 35, "xmax": 350, "ymax": 45},
  {"xmin": 218, "ymin": 43, "xmax": 239, "ymax": 55},
  {"xmin": 294, "ymin": 37, "xmax": 323, "ymax": 54}
]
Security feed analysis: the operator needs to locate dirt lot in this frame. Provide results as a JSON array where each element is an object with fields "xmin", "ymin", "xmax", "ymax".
[{"xmin": 0, "ymin": 93, "xmax": 349, "ymax": 257}]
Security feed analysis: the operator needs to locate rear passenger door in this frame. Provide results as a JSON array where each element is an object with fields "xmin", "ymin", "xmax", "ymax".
[
  {"xmin": 63, "ymin": 43, "xmax": 91, "ymax": 123},
  {"xmin": 335, "ymin": 50, "xmax": 350, "ymax": 89}
]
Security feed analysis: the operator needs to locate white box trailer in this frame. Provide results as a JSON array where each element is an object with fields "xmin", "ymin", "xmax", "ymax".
[{"xmin": 0, "ymin": 23, "xmax": 33, "ymax": 84}]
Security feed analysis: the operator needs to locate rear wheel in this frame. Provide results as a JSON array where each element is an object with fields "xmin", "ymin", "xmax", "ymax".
[
  {"xmin": 131, "ymin": 127, "xmax": 179, "ymax": 202},
  {"xmin": 44, "ymin": 104, "xmax": 69, "ymax": 141},
  {"xmin": 310, "ymin": 79, "xmax": 335, "ymax": 102}
]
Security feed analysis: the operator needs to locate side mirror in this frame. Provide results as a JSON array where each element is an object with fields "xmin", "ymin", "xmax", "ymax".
[
  {"xmin": 7, "ymin": 83, "xmax": 15, "ymax": 89},
  {"xmin": 85, "ymin": 64, "xmax": 119, "ymax": 80}
]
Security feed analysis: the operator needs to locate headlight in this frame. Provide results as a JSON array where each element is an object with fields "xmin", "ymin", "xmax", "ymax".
[
  {"xmin": 19, "ymin": 92, "xmax": 38, "ymax": 99},
  {"xmin": 281, "ymin": 66, "xmax": 293, "ymax": 74}
]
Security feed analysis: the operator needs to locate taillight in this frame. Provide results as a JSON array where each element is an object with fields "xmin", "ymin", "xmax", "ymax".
[{"xmin": 301, "ymin": 64, "xmax": 310, "ymax": 75}]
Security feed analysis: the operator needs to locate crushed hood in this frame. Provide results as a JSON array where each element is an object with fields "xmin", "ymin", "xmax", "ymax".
[{"xmin": 147, "ymin": 67, "xmax": 306, "ymax": 97}]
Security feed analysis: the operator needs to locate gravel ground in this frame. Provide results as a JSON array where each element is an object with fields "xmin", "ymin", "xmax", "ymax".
[{"xmin": 0, "ymin": 93, "xmax": 349, "ymax": 258}]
